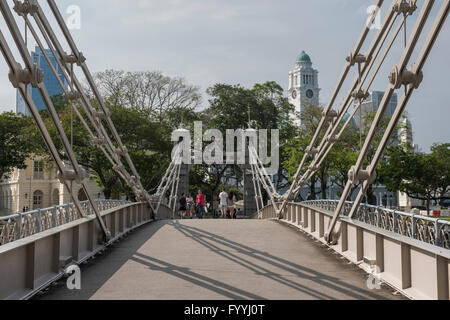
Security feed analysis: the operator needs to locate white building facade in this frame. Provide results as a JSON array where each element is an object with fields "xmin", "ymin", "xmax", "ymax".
[{"xmin": 0, "ymin": 157, "xmax": 103, "ymax": 216}]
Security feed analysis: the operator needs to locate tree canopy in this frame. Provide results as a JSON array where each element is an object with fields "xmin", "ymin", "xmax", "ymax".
[{"xmin": 380, "ymin": 143, "xmax": 450, "ymax": 214}]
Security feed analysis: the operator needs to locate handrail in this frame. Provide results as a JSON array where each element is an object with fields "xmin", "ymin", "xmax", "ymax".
[
  {"xmin": 302, "ymin": 200, "xmax": 450, "ymax": 249},
  {"xmin": 0, "ymin": 199, "xmax": 131, "ymax": 246}
]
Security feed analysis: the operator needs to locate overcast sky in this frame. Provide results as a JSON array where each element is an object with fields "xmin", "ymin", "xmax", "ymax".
[{"xmin": 0, "ymin": 0, "xmax": 448, "ymax": 151}]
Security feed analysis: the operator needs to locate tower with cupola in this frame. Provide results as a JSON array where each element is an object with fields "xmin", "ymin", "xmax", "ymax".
[{"xmin": 288, "ymin": 51, "xmax": 321, "ymax": 126}]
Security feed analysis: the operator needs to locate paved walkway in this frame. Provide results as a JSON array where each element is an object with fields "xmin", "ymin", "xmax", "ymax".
[{"xmin": 37, "ymin": 220, "xmax": 404, "ymax": 300}]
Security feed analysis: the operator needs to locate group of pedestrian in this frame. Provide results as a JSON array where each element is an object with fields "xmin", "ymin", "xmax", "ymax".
[
  {"xmin": 178, "ymin": 190, "xmax": 206, "ymax": 219},
  {"xmin": 178, "ymin": 189, "xmax": 239, "ymax": 219},
  {"xmin": 219, "ymin": 189, "xmax": 238, "ymax": 219}
]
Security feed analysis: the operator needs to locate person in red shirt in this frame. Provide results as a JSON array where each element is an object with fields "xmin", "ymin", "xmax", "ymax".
[{"xmin": 196, "ymin": 190, "xmax": 206, "ymax": 219}]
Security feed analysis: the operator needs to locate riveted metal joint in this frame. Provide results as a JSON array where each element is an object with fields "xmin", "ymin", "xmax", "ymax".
[
  {"xmin": 115, "ymin": 147, "xmax": 128, "ymax": 156},
  {"xmin": 393, "ymin": 0, "xmax": 417, "ymax": 15},
  {"xmin": 326, "ymin": 135, "xmax": 339, "ymax": 144},
  {"xmin": 8, "ymin": 63, "xmax": 44, "ymax": 88},
  {"xmin": 93, "ymin": 108, "xmax": 111, "ymax": 120},
  {"xmin": 13, "ymin": 0, "xmax": 39, "ymax": 16},
  {"xmin": 91, "ymin": 136, "xmax": 106, "ymax": 147},
  {"xmin": 58, "ymin": 166, "xmax": 89, "ymax": 185},
  {"xmin": 113, "ymin": 164, "xmax": 126, "ymax": 174},
  {"xmin": 62, "ymin": 91, "xmax": 81, "ymax": 102},
  {"xmin": 351, "ymin": 89, "xmax": 369, "ymax": 101},
  {"xmin": 63, "ymin": 52, "xmax": 86, "ymax": 66},
  {"xmin": 322, "ymin": 109, "xmax": 338, "ymax": 121},
  {"xmin": 306, "ymin": 146, "xmax": 319, "ymax": 155},
  {"xmin": 389, "ymin": 65, "xmax": 424, "ymax": 89},
  {"xmin": 346, "ymin": 53, "xmax": 367, "ymax": 66},
  {"xmin": 348, "ymin": 166, "xmax": 377, "ymax": 184}
]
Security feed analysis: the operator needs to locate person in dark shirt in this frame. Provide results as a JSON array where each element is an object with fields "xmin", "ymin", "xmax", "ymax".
[{"xmin": 179, "ymin": 194, "xmax": 187, "ymax": 219}]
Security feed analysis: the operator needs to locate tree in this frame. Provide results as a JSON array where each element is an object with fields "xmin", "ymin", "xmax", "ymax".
[
  {"xmin": 283, "ymin": 104, "xmax": 338, "ymax": 200},
  {"xmin": 93, "ymin": 70, "xmax": 202, "ymax": 123},
  {"xmin": 380, "ymin": 143, "xmax": 450, "ymax": 215},
  {"xmin": 0, "ymin": 112, "xmax": 42, "ymax": 178},
  {"xmin": 199, "ymin": 82, "xmax": 296, "ymax": 199}
]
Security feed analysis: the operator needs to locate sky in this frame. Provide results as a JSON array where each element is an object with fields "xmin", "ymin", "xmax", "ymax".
[{"xmin": 0, "ymin": 0, "xmax": 448, "ymax": 151}]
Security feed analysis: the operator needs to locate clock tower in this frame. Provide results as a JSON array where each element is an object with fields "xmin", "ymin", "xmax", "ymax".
[{"xmin": 288, "ymin": 51, "xmax": 320, "ymax": 126}]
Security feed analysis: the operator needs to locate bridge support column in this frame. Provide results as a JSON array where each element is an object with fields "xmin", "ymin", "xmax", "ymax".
[
  {"xmin": 178, "ymin": 164, "xmax": 190, "ymax": 200},
  {"xmin": 244, "ymin": 137, "xmax": 257, "ymax": 217}
]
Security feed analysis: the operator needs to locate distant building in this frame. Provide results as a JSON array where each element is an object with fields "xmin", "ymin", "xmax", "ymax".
[
  {"xmin": 398, "ymin": 117, "xmax": 422, "ymax": 210},
  {"xmin": 288, "ymin": 51, "xmax": 321, "ymax": 126},
  {"xmin": 354, "ymin": 91, "xmax": 398, "ymax": 128},
  {"xmin": 16, "ymin": 46, "xmax": 67, "ymax": 115},
  {"xmin": 283, "ymin": 52, "xmax": 400, "ymax": 207},
  {"xmin": 0, "ymin": 158, "xmax": 103, "ymax": 216}
]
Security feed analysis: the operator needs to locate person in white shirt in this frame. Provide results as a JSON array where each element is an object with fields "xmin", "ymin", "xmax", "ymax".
[{"xmin": 219, "ymin": 189, "xmax": 228, "ymax": 219}]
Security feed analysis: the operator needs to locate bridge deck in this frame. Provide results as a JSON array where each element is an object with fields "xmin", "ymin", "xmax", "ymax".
[{"xmin": 37, "ymin": 220, "xmax": 404, "ymax": 300}]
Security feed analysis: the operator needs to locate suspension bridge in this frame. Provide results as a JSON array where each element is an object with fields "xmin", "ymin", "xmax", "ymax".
[{"xmin": 0, "ymin": 0, "xmax": 448, "ymax": 300}]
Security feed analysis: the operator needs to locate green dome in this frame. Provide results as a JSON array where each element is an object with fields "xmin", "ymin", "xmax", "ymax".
[{"xmin": 297, "ymin": 51, "xmax": 311, "ymax": 63}]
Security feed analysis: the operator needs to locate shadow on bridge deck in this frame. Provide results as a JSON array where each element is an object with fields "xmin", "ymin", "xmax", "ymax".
[{"xmin": 35, "ymin": 219, "xmax": 405, "ymax": 300}]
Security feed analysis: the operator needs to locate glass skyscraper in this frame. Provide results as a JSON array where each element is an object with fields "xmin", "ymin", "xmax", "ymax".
[{"xmin": 16, "ymin": 46, "xmax": 68, "ymax": 115}]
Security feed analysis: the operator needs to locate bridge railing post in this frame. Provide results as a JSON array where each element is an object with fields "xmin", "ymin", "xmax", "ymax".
[
  {"xmin": 17, "ymin": 213, "xmax": 23, "ymax": 240},
  {"xmin": 435, "ymin": 221, "xmax": 441, "ymax": 247},
  {"xmin": 37, "ymin": 209, "xmax": 42, "ymax": 233},
  {"xmin": 52, "ymin": 207, "xmax": 58, "ymax": 228}
]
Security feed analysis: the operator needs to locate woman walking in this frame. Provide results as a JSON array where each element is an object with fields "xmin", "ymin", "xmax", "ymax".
[
  {"xmin": 186, "ymin": 193, "xmax": 194, "ymax": 219},
  {"xmin": 227, "ymin": 191, "xmax": 237, "ymax": 219}
]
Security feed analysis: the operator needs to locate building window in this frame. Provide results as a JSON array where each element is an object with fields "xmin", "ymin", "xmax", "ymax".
[
  {"xmin": 33, "ymin": 161, "xmax": 44, "ymax": 180},
  {"xmin": 33, "ymin": 190, "xmax": 44, "ymax": 210},
  {"xmin": 52, "ymin": 189, "xmax": 59, "ymax": 206}
]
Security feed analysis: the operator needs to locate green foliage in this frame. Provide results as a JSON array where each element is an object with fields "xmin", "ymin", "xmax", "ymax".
[
  {"xmin": 380, "ymin": 143, "xmax": 450, "ymax": 214},
  {"xmin": 193, "ymin": 81, "xmax": 296, "ymax": 200},
  {"xmin": 283, "ymin": 105, "xmax": 403, "ymax": 203},
  {"xmin": 0, "ymin": 112, "xmax": 43, "ymax": 178}
]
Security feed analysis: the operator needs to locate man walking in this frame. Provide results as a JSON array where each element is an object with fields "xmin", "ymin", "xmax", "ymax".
[
  {"xmin": 219, "ymin": 189, "xmax": 228, "ymax": 219},
  {"xmin": 196, "ymin": 190, "xmax": 206, "ymax": 219}
]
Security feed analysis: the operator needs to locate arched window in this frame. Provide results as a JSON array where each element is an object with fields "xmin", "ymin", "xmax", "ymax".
[
  {"xmin": 33, "ymin": 190, "xmax": 44, "ymax": 210},
  {"xmin": 52, "ymin": 189, "xmax": 60, "ymax": 206},
  {"xmin": 33, "ymin": 161, "xmax": 44, "ymax": 180},
  {"xmin": 78, "ymin": 189, "xmax": 88, "ymax": 202}
]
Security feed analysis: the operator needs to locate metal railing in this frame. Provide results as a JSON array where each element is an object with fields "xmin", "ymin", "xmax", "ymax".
[
  {"xmin": 0, "ymin": 199, "xmax": 130, "ymax": 246},
  {"xmin": 303, "ymin": 200, "xmax": 450, "ymax": 250}
]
